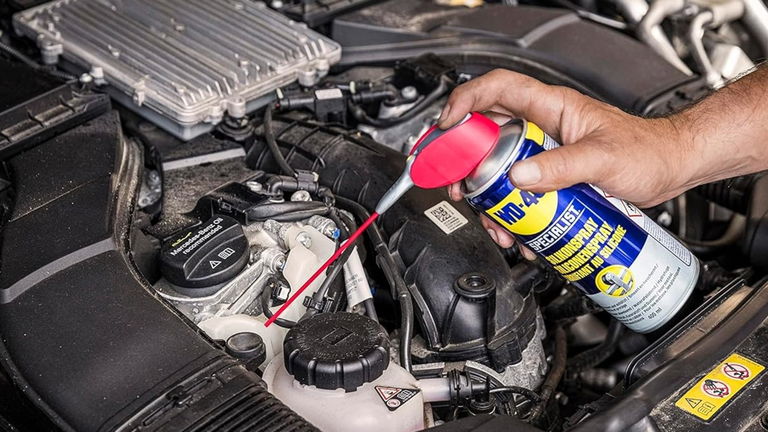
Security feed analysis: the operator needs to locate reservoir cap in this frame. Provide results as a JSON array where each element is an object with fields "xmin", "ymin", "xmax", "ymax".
[
  {"xmin": 283, "ymin": 312, "xmax": 390, "ymax": 391},
  {"xmin": 160, "ymin": 215, "xmax": 249, "ymax": 289}
]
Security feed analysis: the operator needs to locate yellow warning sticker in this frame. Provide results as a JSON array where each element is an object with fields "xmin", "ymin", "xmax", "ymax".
[{"xmin": 675, "ymin": 353, "xmax": 765, "ymax": 421}]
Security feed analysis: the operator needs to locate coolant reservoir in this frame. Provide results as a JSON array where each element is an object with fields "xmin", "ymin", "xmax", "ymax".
[{"xmin": 263, "ymin": 313, "xmax": 425, "ymax": 432}]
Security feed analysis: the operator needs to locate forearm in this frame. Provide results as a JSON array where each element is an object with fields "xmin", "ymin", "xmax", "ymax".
[{"xmin": 671, "ymin": 65, "xmax": 768, "ymax": 189}]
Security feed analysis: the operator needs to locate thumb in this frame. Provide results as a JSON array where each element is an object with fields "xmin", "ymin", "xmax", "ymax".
[{"xmin": 508, "ymin": 142, "xmax": 607, "ymax": 192}]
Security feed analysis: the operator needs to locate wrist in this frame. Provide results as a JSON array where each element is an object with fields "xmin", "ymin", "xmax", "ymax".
[{"xmin": 663, "ymin": 109, "xmax": 711, "ymax": 189}]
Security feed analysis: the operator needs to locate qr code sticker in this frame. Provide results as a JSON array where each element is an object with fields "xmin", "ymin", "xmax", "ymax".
[{"xmin": 424, "ymin": 201, "xmax": 469, "ymax": 235}]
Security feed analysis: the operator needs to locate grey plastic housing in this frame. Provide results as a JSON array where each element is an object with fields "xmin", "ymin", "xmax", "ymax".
[{"xmin": 13, "ymin": 0, "xmax": 342, "ymax": 140}]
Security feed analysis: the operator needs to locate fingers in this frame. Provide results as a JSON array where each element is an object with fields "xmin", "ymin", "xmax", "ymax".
[
  {"xmin": 438, "ymin": 69, "xmax": 567, "ymax": 134},
  {"xmin": 508, "ymin": 140, "xmax": 605, "ymax": 193},
  {"xmin": 480, "ymin": 216, "xmax": 515, "ymax": 248},
  {"xmin": 482, "ymin": 111, "xmax": 513, "ymax": 126},
  {"xmin": 439, "ymin": 70, "xmax": 509, "ymax": 128},
  {"xmin": 447, "ymin": 182, "xmax": 464, "ymax": 201},
  {"xmin": 479, "ymin": 216, "xmax": 537, "ymax": 261}
]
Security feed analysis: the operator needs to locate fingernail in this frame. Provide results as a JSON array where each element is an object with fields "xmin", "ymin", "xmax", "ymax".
[
  {"xmin": 449, "ymin": 184, "xmax": 461, "ymax": 201},
  {"xmin": 486, "ymin": 229, "xmax": 498, "ymax": 244},
  {"xmin": 447, "ymin": 183, "xmax": 456, "ymax": 199},
  {"xmin": 439, "ymin": 104, "xmax": 451, "ymax": 124},
  {"xmin": 510, "ymin": 161, "xmax": 541, "ymax": 186}
]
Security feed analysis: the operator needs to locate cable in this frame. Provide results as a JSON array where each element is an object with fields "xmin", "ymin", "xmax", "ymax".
[
  {"xmin": 489, "ymin": 386, "xmax": 542, "ymax": 403},
  {"xmin": 261, "ymin": 281, "xmax": 297, "ymax": 328},
  {"xmin": 335, "ymin": 210, "xmax": 377, "ymax": 322},
  {"xmin": 530, "ymin": 325, "xmax": 567, "ymax": 423},
  {"xmin": 302, "ymin": 208, "xmax": 357, "ymax": 316},
  {"xmin": 0, "ymin": 40, "xmax": 76, "ymax": 81},
  {"xmin": 305, "ymin": 239, "xmax": 358, "ymax": 315},
  {"xmin": 336, "ymin": 196, "xmax": 413, "ymax": 372},
  {"xmin": 263, "ymin": 103, "xmax": 298, "ymax": 178},
  {"xmin": 349, "ymin": 76, "xmax": 451, "ymax": 128}
]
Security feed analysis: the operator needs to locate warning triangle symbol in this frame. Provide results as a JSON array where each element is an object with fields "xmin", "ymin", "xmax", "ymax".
[
  {"xmin": 686, "ymin": 398, "xmax": 702, "ymax": 409},
  {"xmin": 376, "ymin": 386, "xmax": 399, "ymax": 401},
  {"xmin": 209, "ymin": 260, "xmax": 221, "ymax": 269}
]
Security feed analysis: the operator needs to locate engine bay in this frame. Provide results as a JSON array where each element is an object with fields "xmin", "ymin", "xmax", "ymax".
[{"xmin": 2, "ymin": 0, "xmax": 768, "ymax": 431}]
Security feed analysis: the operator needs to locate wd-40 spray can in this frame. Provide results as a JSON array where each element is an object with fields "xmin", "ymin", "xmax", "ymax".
[{"xmin": 464, "ymin": 119, "xmax": 698, "ymax": 333}]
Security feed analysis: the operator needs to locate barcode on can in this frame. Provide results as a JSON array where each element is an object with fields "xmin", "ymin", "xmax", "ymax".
[{"xmin": 424, "ymin": 201, "xmax": 469, "ymax": 234}]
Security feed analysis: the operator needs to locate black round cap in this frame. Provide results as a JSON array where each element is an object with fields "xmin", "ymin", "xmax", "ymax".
[
  {"xmin": 283, "ymin": 312, "xmax": 390, "ymax": 391},
  {"xmin": 160, "ymin": 215, "xmax": 249, "ymax": 290},
  {"xmin": 454, "ymin": 272, "xmax": 496, "ymax": 300},
  {"xmin": 226, "ymin": 332, "xmax": 267, "ymax": 368}
]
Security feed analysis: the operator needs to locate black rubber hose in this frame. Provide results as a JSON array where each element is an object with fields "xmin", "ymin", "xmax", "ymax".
[
  {"xmin": 336, "ymin": 196, "xmax": 413, "ymax": 372},
  {"xmin": 245, "ymin": 201, "xmax": 329, "ymax": 222},
  {"xmin": 349, "ymin": 76, "xmax": 450, "ymax": 128},
  {"xmin": 263, "ymin": 103, "xmax": 298, "ymax": 178},
  {"xmin": 488, "ymin": 386, "xmax": 542, "ymax": 403},
  {"xmin": 566, "ymin": 319, "xmax": 624, "ymax": 371},
  {"xmin": 543, "ymin": 295, "xmax": 602, "ymax": 320},
  {"xmin": 266, "ymin": 175, "xmax": 335, "ymax": 206},
  {"xmin": 363, "ymin": 298, "xmax": 379, "ymax": 322},
  {"xmin": 695, "ymin": 173, "xmax": 765, "ymax": 214},
  {"xmin": 530, "ymin": 325, "xmax": 567, "ymax": 423}
]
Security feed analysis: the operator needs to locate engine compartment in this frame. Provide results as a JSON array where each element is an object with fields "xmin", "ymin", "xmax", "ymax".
[{"xmin": 1, "ymin": 0, "xmax": 768, "ymax": 431}]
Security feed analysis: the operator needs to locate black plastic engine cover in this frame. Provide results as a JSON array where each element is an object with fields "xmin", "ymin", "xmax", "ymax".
[
  {"xmin": 333, "ymin": 2, "xmax": 700, "ymax": 113},
  {"xmin": 247, "ymin": 114, "xmax": 544, "ymax": 367}
]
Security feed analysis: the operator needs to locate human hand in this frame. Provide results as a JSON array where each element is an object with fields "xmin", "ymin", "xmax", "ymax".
[{"xmin": 441, "ymin": 69, "xmax": 695, "ymax": 254}]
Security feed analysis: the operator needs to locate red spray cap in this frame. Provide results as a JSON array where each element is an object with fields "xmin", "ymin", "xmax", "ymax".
[
  {"xmin": 374, "ymin": 112, "xmax": 500, "ymax": 215},
  {"xmin": 408, "ymin": 112, "xmax": 500, "ymax": 188}
]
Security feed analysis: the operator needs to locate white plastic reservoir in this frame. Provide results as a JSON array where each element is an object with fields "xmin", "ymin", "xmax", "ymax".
[{"xmin": 261, "ymin": 312, "xmax": 425, "ymax": 432}]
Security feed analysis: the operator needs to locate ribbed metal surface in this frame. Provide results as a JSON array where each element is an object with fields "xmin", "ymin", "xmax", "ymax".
[{"xmin": 13, "ymin": 0, "xmax": 341, "ymax": 139}]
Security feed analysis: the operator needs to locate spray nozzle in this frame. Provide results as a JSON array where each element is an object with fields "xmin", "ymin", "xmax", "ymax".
[{"xmin": 374, "ymin": 112, "xmax": 501, "ymax": 214}]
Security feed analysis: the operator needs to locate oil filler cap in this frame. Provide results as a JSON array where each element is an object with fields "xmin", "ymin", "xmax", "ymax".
[
  {"xmin": 160, "ymin": 215, "xmax": 248, "ymax": 289},
  {"xmin": 283, "ymin": 312, "xmax": 390, "ymax": 391}
]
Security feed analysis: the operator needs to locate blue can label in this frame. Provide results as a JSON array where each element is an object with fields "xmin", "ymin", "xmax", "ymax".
[{"xmin": 467, "ymin": 122, "xmax": 698, "ymax": 333}]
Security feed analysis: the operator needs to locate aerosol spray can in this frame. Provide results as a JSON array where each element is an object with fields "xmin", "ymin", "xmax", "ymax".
[{"xmin": 463, "ymin": 119, "xmax": 699, "ymax": 333}]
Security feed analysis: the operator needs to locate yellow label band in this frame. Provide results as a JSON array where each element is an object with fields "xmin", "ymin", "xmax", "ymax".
[
  {"xmin": 675, "ymin": 353, "xmax": 765, "ymax": 421},
  {"xmin": 485, "ymin": 189, "xmax": 557, "ymax": 236},
  {"xmin": 525, "ymin": 122, "xmax": 545, "ymax": 145}
]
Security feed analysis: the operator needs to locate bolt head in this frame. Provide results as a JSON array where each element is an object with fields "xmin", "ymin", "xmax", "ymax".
[
  {"xmin": 246, "ymin": 180, "xmax": 263, "ymax": 193},
  {"xmin": 296, "ymin": 232, "xmax": 312, "ymax": 248},
  {"xmin": 401, "ymin": 86, "xmax": 418, "ymax": 101}
]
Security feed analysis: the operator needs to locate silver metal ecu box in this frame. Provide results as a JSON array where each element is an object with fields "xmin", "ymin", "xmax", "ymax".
[{"xmin": 13, "ymin": 0, "xmax": 342, "ymax": 140}]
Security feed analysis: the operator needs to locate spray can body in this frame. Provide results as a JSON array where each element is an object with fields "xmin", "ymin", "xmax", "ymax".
[{"xmin": 464, "ymin": 119, "xmax": 698, "ymax": 333}]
